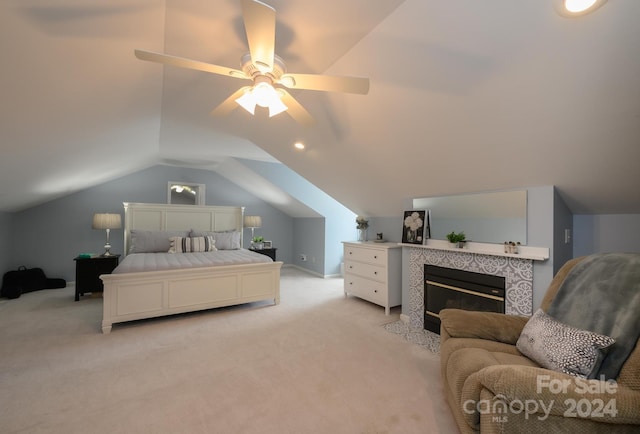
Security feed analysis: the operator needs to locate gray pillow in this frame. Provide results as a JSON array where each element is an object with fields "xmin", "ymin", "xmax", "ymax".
[
  {"xmin": 516, "ymin": 309, "xmax": 615, "ymax": 378},
  {"xmin": 190, "ymin": 231, "xmax": 241, "ymax": 250},
  {"xmin": 129, "ymin": 230, "xmax": 190, "ymax": 253}
]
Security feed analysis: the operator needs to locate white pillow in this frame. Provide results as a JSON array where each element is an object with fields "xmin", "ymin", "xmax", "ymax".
[
  {"xmin": 130, "ymin": 230, "xmax": 190, "ymax": 253},
  {"xmin": 190, "ymin": 231, "xmax": 241, "ymax": 250}
]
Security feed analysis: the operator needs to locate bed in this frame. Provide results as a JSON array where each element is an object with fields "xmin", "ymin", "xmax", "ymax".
[{"xmin": 100, "ymin": 202, "xmax": 282, "ymax": 333}]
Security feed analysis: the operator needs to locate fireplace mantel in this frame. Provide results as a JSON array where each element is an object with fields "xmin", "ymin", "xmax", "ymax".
[{"xmin": 399, "ymin": 239, "xmax": 549, "ymax": 261}]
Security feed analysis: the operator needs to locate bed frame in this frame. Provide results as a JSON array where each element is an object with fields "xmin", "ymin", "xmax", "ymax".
[{"xmin": 100, "ymin": 202, "xmax": 282, "ymax": 333}]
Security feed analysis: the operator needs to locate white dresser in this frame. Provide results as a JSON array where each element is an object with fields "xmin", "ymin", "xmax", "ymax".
[{"xmin": 342, "ymin": 241, "xmax": 402, "ymax": 315}]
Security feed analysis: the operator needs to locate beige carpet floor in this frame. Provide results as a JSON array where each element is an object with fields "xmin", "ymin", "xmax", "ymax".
[{"xmin": 0, "ymin": 267, "xmax": 459, "ymax": 434}]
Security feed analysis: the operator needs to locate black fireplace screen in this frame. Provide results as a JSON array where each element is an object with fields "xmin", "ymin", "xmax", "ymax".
[{"xmin": 424, "ymin": 265, "xmax": 505, "ymax": 334}]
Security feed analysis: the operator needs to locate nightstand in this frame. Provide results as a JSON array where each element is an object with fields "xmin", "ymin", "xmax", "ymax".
[
  {"xmin": 252, "ymin": 248, "xmax": 277, "ymax": 261},
  {"xmin": 74, "ymin": 255, "xmax": 120, "ymax": 301}
]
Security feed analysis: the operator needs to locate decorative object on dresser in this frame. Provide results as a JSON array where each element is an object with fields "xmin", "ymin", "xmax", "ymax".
[
  {"xmin": 92, "ymin": 213, "xmax": 122, "ymax": 256},
  {"xmin": 355, "ymin": 216, "xmax": 369, "ymax": 241},
  {"xmin": 74, "ymin": 255, "xmax": 119, "ymax": 301},
  {"xmin": 244, "ymin": 215, "xmax": 262, "ymax": 248},
  {"xmin": 342, "ymin": 241, "xmax": 402, "ymax": 315},
  {"xmin": 402, "ymin": 210, "xmax": 427, "ymax": 244}
]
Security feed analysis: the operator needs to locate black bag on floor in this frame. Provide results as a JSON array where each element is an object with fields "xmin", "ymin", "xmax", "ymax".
[{"xmin": 1, "ymin": 266, "xmax": 66, "ymax": 299}]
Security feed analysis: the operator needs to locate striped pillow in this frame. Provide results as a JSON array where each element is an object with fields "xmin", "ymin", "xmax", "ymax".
[{"xmin": 168, "ymin": 236, "xmax": 216, "ymax": 253}]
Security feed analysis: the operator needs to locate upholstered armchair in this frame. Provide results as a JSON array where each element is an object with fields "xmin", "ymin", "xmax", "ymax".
[{"xmin": 440, "ymin": 255, "xmax": 640, "ymax": 434}]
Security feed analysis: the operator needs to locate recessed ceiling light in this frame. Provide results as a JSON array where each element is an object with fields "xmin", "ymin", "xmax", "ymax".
[
  {"xmin": 294, "ymin": 142, "xmax": 305, "ymax": 150},
  {"xmin": 555, "ymin": 0, "xmax": 607, "ymax": 17}
]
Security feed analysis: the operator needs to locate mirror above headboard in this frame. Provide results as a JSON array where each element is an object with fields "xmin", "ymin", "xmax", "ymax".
[{"xmin": 413, "ymin": 190, "xmax": 527, "ymax": 245}]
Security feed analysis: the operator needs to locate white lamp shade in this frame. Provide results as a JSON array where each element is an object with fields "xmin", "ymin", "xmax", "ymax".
[
  {"xmin": 243, "ymin": 215, "xmax": 262, "ymax": 228},
  {"xmin": 235, "ymin": 82, "xmax": 288, "ymax": 118},
  {"xmin": 92, "ymin": 213, "xmax": 122, "ymax": 230}
]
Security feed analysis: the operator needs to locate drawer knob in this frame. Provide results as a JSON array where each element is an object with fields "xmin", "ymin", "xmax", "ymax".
[
  {"xmin": 374, "ymin": 290, "xmax": 378, "ymax": 293},
  {"xmin": 374, "ymin": 271, "xmax": 378, "ymax": 275},
  {"xmin": 374, "ymin": 255, "xmax": 377, "ymax": 259},
  {"xmin": 349, "ymin": 265, "xmax": 353, "ymax": 269}
]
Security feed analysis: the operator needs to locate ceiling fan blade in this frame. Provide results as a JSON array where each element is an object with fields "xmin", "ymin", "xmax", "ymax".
[
  {"xmin": 279, "ymin": 89, "xmax": 315, "ymax": 126},
  {"xmin": 241, "ymin": 0, "xmax": 275, "ymax": 72},
  {"xmin": 210, "ymin": 87, "xmax": 251, "ymax": 117},
  {"xmin": 279, "ymin": 73, "xmax": 370, "ymax": 95},
  {"xmin": 135, "ymin": 49, "xmax": 248, "ymax": 79}
]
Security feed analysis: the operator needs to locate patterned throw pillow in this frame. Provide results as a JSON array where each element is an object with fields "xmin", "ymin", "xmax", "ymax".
[
  {"xmin": 516, "ymin": 309, "xmax": 615, "ymax": 378},
  {"xmin": 168, "ymin": 236, "xmax": 216, "ymax": 253},
  {"xmin": 190, "ymin": 231, "xmax": 242, "ymax": 250}
]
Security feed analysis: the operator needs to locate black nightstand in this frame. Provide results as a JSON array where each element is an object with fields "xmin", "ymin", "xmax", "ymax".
[
  {"xmin": 252, "ymin": 248, "xmax": 277, "ymax": 261},
  {"xmin": 73, "ymin": 255, "xmax": 120, "ymax": 301}
]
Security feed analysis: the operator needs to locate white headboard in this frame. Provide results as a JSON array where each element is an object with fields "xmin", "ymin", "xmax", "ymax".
[{"xmin": 122, "ymin": 202, "xmax": 245, "ymax": 255}]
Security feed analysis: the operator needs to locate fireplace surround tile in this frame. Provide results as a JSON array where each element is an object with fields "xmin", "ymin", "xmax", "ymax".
[{"xmin": 407, "ymin": 247, "xmax": 534, "ymax": 329}]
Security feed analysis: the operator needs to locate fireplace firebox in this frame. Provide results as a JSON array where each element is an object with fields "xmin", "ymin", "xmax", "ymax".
[{"xmin": 424, "ymin": 265, "xmax": 505, "ymax": 334}]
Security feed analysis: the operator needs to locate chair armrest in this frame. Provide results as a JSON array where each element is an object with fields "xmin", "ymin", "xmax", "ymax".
[
  {"xmin": 477, "ymin": 365, "xmax": 640, "ymax": 425},
  {"xmin": 439, "ymin": 308, "xmax": 529, "ymax": 345}
]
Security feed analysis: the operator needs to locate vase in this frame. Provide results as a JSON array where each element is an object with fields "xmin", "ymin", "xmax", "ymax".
[{"xmin": 357, "ymin": 228, "xmax": 367, "ymax": 242}]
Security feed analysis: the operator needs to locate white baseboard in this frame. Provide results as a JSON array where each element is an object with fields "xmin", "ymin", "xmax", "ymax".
[{"xmin": 285, "ymin": 264, "xmax": 327, "ymax": 278}]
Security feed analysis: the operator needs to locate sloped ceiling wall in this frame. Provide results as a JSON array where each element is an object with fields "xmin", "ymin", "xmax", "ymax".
[{"xmin": 1, "ymin": 1, "xmax": 639, "ymax": 216}]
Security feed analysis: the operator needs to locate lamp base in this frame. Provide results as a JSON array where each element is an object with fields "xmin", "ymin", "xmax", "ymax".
[{"xmin": 102, "ymin": 243, "xmax": 114, "ymax": 256}]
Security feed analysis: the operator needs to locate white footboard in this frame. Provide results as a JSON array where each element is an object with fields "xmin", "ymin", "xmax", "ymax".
[{"xmin": 100, "ymin": 261, "xmax": 282, "ymax": 333}]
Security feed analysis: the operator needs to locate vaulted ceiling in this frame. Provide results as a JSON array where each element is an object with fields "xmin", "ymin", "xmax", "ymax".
[{"xmin": 2, "ymin": 0, "xmax": 639, "ymax": 215}]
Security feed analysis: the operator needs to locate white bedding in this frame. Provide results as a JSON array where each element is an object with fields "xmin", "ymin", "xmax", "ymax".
[{"xmin": 113, "ymin": 249, "xmax": 273, "ymax": 274}]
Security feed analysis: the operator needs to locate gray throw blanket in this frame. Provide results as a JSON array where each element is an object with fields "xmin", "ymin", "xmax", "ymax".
[{"xmin": 547, "ymin": 253, "xmax": 640, "ymax": 380}]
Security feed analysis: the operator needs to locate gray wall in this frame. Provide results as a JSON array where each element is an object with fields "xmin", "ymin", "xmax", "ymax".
[
  {"xmin": 0, "ymin": 212, "xmax": 11, "ymax": 276},
  {"xmin": 6, "ymin": 165, "xmax": 293, "ymax": 282},
  {"xmin": 366, "ymin": 216, "xmax": 403, "ymax": 243},
  {"xmin": 292, "ymin": 218, "xmax": 326, "ymax": 275},
  {"xmin": 573, "ymin": 214, "xmax": 640, "ymax": 256},
  {"xmin": 553, "ymin": 188, "xmax": 574, "ymax": 275},
  {"xmin": 240, "ymin": 159, "xmax": 355, "ymax": 276}
]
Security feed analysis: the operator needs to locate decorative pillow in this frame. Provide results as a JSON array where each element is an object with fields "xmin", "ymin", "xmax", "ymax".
[
  {"xmin": 516, "ymin": 309, "xmax": 615, "ymax": 378},
  {"xmin": 168, "ymin": 236, "xmax": 217, "ymax": 253},
  {"xmin": 190, "ymin": 231, "xmax": 241, "ymax": 250},
  {"xmin": 130, "ymin": 230, "xmax": 190, "ymax": 253}
]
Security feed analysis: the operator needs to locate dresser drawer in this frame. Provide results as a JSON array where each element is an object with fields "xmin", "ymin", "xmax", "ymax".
[
  {"xmin": 344, "ymin": 273, "xmax": 386, "ymax": 305},
  {"xmin": 344, "ymin": 260, "xmax": 387, "ymax": 283},
  {"xmin": 344, "ymin": 246, "xmax": 387, "ymax": 266}
]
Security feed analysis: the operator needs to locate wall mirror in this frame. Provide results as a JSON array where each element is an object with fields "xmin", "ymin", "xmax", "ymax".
[
  {"xmin": 167, "ymin": 182, "xmax": 205, "ymax": 205},
  {"xmin": 413, "ymin": 190, "xmax": 527, "ymax": 245}
]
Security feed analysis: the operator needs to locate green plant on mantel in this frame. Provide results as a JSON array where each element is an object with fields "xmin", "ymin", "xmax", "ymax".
[{"xmin": 446, "ymin": 231, "xmax": 466, "ymax": 243}]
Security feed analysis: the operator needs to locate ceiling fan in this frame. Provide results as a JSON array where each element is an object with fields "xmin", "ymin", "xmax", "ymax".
[{"xmin": 134, "ymin": 0, "xmax": 370, "ymax": 126}]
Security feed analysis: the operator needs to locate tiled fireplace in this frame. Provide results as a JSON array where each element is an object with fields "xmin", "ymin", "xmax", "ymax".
[{"xmin": 404, "ymin": 241, "xmax": 548, "ymax": 330}]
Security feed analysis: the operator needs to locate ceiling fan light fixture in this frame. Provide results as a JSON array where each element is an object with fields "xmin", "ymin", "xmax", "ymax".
[
  {"xmin": 565, "ymin": 0, "xmax": 597, "ymax": 12},
  {"xmin": 555, "ymin": 0, "xmax": 607, "ymax": 16},
  {"xmin": 267, "ymin": 93, "xmax": 288, "ymax": 117},
  {"xmin": 235, "ymin": 80, "xmax": 288, "ymax": 117},
  {"xmin": 235, "ymin": 89, "xmax": 257, "ymax": 115}
]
